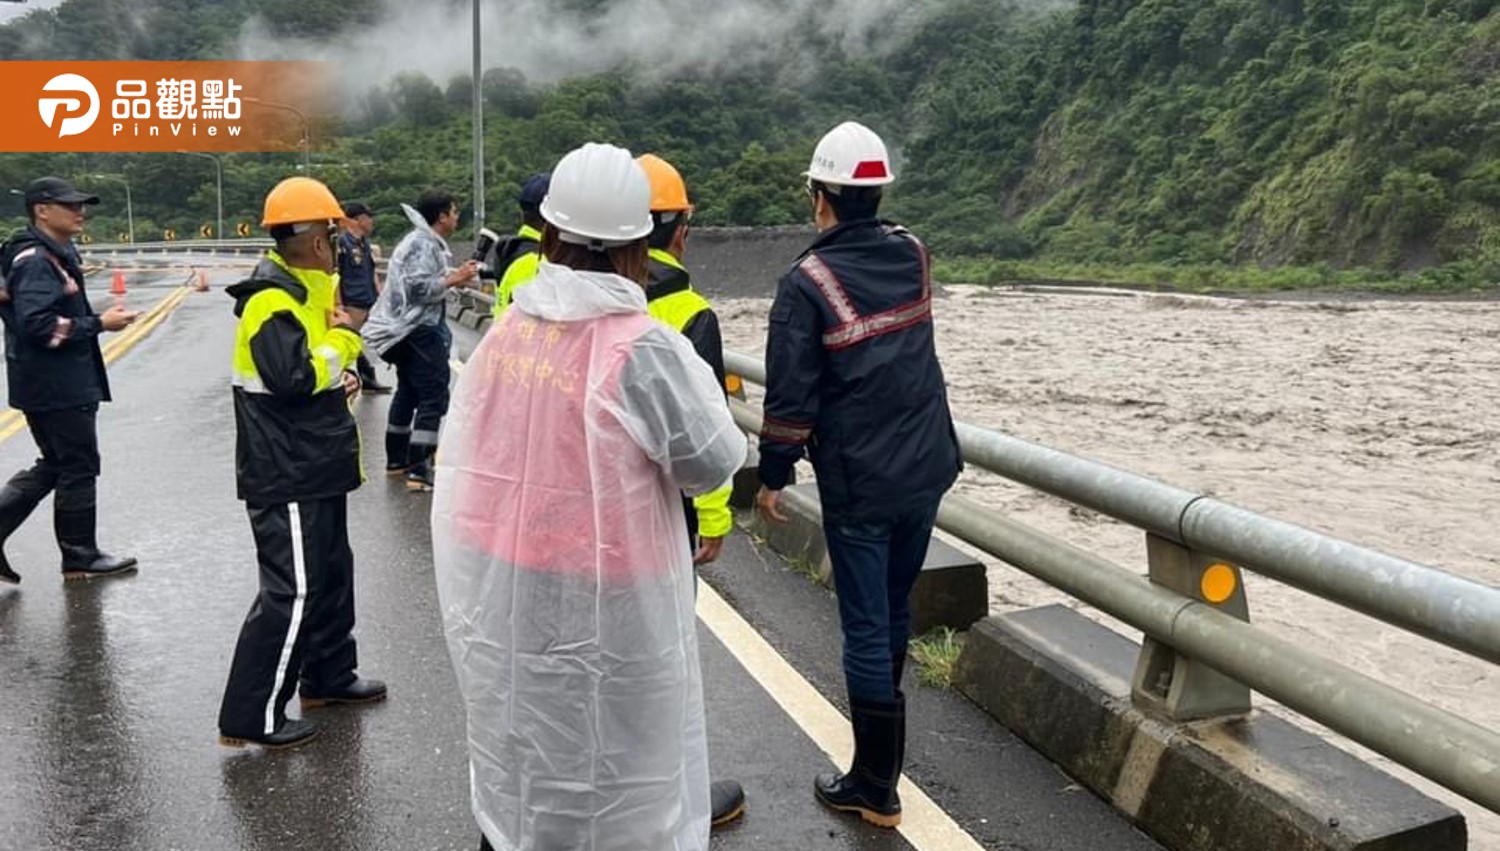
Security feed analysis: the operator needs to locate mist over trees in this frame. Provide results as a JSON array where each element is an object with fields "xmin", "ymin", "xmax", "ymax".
[{"xmin": 6, "ymin": 0, "xmax": 1500, "ymax": 285}]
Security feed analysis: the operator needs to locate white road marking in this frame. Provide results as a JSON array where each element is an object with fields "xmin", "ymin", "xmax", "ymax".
[
  {"xmin": 697, "ymin": 579, "xmax": 986, "ymax": 851},
  {"xmin": 449, "ymin": 353, "xmax": 986, "ymax": 850}
]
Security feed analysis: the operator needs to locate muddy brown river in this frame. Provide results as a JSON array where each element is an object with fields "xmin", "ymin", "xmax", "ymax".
[{"xmin": 719, "ymin": 285, "xmax": 1500, "ymax": 849}]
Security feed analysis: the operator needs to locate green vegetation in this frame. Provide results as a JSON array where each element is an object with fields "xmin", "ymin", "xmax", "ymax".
[
  {"xmin": 909, "ymin": 628, "xmax": 966, "ymax": 689},
  {"xmin": 7, "ymin": 0, "xmax": 1500, "ymax": 290}
]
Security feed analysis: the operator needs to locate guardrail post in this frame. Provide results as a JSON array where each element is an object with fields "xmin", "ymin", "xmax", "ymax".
[{"xmin": 1130, "ymin": 533, "xmax": 1252, "ymax": 720}]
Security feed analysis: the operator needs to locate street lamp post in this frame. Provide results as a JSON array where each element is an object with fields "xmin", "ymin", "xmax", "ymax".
[
  {"xmin": 176, "ymin": 150, "xmax": 223, "ymax": 241},
  {"xmin": 244, "ymin": 96, "xmax": 311, "ymax": 170},
  {"xmin": 88, "ymin": 173, "xmax": 133, "ymax": 244},
  {"xmin": 472, "ymin": 0, "xmax": 485, "ymax": 234}
]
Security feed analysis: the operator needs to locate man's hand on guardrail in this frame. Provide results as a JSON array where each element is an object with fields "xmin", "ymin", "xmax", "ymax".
[
  {"xmin": 756, "ymin": 486, "xmax": 788, "ymax": 524},
  {"xmin": 99, "ymin": 305, "xmax": 139, "ymax": 332},
  {"xmin": 694, "ymin": 535, "xmax": 725, "ymax": 565}
]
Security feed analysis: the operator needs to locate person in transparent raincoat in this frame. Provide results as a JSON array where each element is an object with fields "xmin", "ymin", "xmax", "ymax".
[{"xmin": 431, "ymin": 142, "xmax": 745, "ymax": 851}]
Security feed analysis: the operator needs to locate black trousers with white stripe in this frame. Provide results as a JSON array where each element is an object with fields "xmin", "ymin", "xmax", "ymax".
[{"xmin": 218, "ymin": 495, "xmax": 359, "ymax": 738}]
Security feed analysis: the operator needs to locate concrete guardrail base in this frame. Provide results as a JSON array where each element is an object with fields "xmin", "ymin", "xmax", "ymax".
[
  {"xmin": 956, "ymin": 605, "xmax": 1466, "ymax": 851},
  {"xmin": 744, "ymin": 482, "xmax": 988, "ymax": 633}
]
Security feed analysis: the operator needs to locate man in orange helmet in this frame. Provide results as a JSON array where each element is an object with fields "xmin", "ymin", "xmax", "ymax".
[
  {"xmin": 637, "ymin": 152, "xmax": 746, "ymax": 829},
  {"xmin": 217, "ymin": 176, "xmax": 386, "ymax": 751}
]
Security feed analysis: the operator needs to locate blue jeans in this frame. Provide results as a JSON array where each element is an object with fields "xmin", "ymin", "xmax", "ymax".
[{"xmin": 824, "ymin": 501, "xmax": 941, "ymax": 702}]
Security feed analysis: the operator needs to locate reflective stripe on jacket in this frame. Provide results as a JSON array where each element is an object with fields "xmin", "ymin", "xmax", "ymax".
[
  {"xmin": 759, "ymin": 219, "xmax": 960, "ymax": 523},
  {"xmin": 227, "ymin": 252, "xmax": 364, "ymax": 503},
  {"xmin": 0, "ymin": 226, "xmax": 110, "ymax": 412},
  {"xmin": 647, "ymin": 248, "xmax": 733, "ymax": 539}
]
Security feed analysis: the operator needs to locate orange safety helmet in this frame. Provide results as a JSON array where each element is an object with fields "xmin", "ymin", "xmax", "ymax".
[
  {"xmin": 261, "ymin": 176, "xmax": 344, "ymax": 228},
  {"xmin": 636, "ymin": 153, "xmax": 692, "ymax": 214}
]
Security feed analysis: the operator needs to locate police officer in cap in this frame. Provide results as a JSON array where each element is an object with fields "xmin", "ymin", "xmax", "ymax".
[
  {"xmin": 0, "ymin": 176, "xmax": 140, "ymax": 586},
  {"xmin": 490, "ymin": 172, "xmax": 550, "ymax": 317},
  {"xmin": 337, "ymin": 201, "xmax": 390, "ymax": 392}
]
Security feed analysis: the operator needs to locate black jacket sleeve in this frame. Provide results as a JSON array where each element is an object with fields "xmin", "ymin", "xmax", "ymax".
[
  {"xmin": 758, "ymin": 272, "xmax": 824, "ymax": 491},
  {"xmin": 11, "ymin": 253, "xmax": 101, "ymax": 347},
  {"xmin": 681, "ymin": 308, "xmax": 727, "ymax": 396},
  {"xmin": 249, "ymin": 312, "xmax": 319, "ymax": 398}
]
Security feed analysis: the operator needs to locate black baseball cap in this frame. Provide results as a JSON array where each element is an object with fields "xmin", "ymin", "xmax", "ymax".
[
  {"xmin": 23, "ymin": 176, "xmax": 100, "ymax": 207},
  {"xmin": 341, "ymin": 201, "xmax": 373, "ymax": 218},
  {"xmin": 518, "ymin": 173, "xmax": 551, "ymax": 208}
]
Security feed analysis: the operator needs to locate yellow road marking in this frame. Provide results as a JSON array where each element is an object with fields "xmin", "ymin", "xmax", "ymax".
[
  {"xmin": 447, "ymin": 353, "xmax": 984, "ymax": 850},
  {"xmin": 102, "ymin": 287, "xmax": 190, "ymax": 363},
  {"xmin": 0, "ymin": 287, "xmax": 192, "ymax": 445}
]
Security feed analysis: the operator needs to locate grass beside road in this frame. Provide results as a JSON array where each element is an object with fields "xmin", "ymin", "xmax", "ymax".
[{"xmin": 910, "ymin": 627, "xmax": 966, "ymax": 690}]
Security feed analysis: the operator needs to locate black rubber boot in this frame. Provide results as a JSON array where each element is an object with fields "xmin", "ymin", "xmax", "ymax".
[
  {"xmin": 0, "ymin": 484, "xmax": 43, "ymax": 585},
  {"xmin": 219, "ymin": 717, "xmax": 319, "ymax": 750},
  {"xmin": 55, "ymin": 504, "xmax": 137, "ymax": 581},
  {"xmin": 711, "ymin": 779, "xmax": 746, "ymax": 828},
  {"xmin": 814, "ymin": 695, "xmax": 905, "ymax": 828}
]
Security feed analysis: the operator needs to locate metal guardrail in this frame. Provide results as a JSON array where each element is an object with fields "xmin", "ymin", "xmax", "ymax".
[
  {"xmin": 81, "ymin": 239, "xmax": 274, "ymax": 253},
  {"xmin": 721, "ymin": 347, "xmax": 1500, "ymax": 815},
  {"xmin": 437, "ymin": 285, "xmax": 1500, "ymax": 810}
]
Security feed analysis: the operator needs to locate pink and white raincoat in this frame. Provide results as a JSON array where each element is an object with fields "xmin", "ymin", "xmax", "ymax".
[{"xmin": 432, "ymin": 260, "xmax": 745, "ymax": 851}]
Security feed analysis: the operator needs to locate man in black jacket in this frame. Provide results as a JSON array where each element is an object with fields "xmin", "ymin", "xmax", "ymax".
[
  {"xmin": 0, "ymin": 177, "xmax": 140, "ymax": 585},
  {"xmin": 217, "ymin": 176, "xmax": 385, "ymax": 750},
  {"xmin": 756, "ymin": 122, "xmax": 961, "ymax": 830}
]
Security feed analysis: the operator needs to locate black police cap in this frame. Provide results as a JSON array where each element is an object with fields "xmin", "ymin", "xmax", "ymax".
[{"xmin": 23, "ymin": 176, "xmax": 101, "ymax": 207}]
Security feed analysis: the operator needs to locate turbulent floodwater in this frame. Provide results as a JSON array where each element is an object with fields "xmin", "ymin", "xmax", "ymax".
[{"xmin": 717, "ymin": 285, "xmax": 1500, "ymax": 849}]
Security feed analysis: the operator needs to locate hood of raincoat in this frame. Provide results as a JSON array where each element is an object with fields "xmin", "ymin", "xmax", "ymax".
[
  {"xmin": 360, "ymin": 206, "xmax": 452, "ymax": 355},
  {"xmin": 511, "ymin": 260, "xmax": 648, "ymax": 323}
]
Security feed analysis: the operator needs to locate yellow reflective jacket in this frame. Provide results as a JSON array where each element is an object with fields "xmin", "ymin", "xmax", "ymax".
[
  {"xmin": 492, "ymin": 224, "xmax": 543, "ymax": 318},
  {"xmin": 646, "ymin": 248, "xmax": 733, "ymax": 539},
  {"xmin": 226, "ymin": 251, "xmax": 364, "ymax": 503}
]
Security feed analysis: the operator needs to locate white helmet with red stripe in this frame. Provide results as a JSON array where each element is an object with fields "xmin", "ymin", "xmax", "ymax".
[{"xmin": 806, "ymin": 121, "xmax": 896, "ymax": 187}]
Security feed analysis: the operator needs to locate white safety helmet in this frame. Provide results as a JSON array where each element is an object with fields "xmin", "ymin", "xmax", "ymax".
[
  {"xmin": 540, "ymin": 142, "xmax": 653, "ymax": 248},
  {"xmin": 805, "ymin": 121, "xmax": 896, "ymax": 187}
]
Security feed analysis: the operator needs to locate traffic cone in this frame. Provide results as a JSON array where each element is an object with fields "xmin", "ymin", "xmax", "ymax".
[
  {"xmin": 193, "ymin": 269, "xmax": 209, "ymax": 292},
  {"xmin": 110, "ymin": 270, "xmax": 126, "ymax": 297}
]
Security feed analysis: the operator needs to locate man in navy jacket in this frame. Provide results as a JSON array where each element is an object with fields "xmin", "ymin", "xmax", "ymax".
[
  {"xmin": 756, "ymin": 123, "xmax": 961, "ymax": 830},
  {"xmin": 0, "ymin": 177, "xmax": 140, "ymax": 585}
]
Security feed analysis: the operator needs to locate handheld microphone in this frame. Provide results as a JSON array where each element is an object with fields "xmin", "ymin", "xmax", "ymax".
[
  {"xmin": 472, "ymin": 228, "xmax": 501, "ymax": 281},
  {"xmin": 473, "ymin": 227, "xmax": 500, "ymax": 262}
]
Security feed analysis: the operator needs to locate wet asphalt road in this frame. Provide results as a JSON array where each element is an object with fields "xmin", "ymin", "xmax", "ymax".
[{"xmin": 0, "ymin": 259, "xmax": 1160, "ymax": 851}]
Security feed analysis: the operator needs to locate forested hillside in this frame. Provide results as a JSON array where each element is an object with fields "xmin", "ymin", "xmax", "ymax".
[{"xmin": 5, "ymin": 0, "xmax": 1500, "ymax": 287}]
